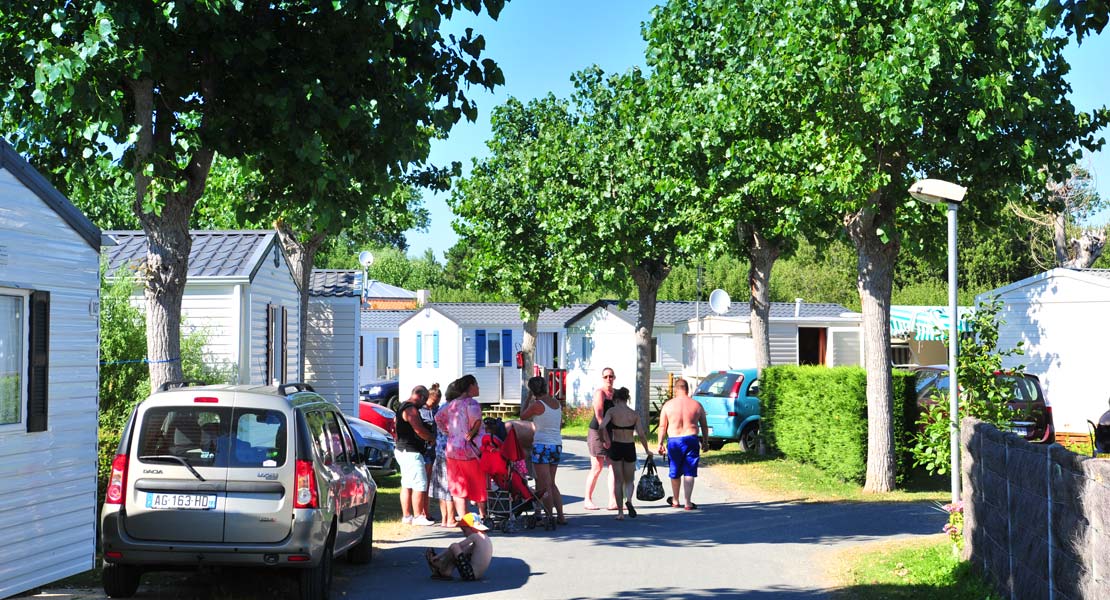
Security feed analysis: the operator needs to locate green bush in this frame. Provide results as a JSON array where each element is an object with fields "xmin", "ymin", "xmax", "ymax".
[{"xmin": 761, "ymin": 365, "xmax": 917, "ymax": 484}]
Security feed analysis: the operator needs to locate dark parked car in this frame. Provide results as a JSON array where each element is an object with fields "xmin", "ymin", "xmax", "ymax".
[
  {"xmin": 914, "ymin": 365, "xmax": 1054, "ymax": 443},
  {"xmin": 346, "ymin": 416, "xmax": 396, "ymax": 478},
  {"xmin": 359, "ymin": 379, "xmax": 400, "ymax": 411}
]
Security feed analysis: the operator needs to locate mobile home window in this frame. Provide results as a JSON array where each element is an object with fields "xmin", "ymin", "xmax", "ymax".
[
  {"xmin": 486, "ymin": 333, "xmax": 501, "ymax": 367},
  {"xmin": 651, "ymin": 337, "xmax": 659, "ymax": 365},
  {"xmin": 0, "ymin": 292, "xmax": 27, "ymax": 426}
]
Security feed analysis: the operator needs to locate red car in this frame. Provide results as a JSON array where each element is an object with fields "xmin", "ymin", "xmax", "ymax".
[
  {"xmin": 914, "ymin": 365, "xmax": 1054, "ymax": 443},
  {"xmin": 358, "ymin": 400, "xmax": 396, "ymax": 438}
]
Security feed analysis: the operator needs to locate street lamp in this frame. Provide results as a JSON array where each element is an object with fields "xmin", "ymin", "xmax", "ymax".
[{"xmin": 909, "ymin": 178, "xmax": 966, "ymax": 504}]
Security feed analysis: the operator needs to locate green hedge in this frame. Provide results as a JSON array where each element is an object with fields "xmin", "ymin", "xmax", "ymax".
[{"xmin": 761, "ymin": 365, "xmax": 917, "ymax": 484}]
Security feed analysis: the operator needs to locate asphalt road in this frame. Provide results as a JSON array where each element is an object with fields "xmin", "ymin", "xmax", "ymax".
[{"xmin": 35, "ymin": 438, "xmax": 944, "ymax": 600}]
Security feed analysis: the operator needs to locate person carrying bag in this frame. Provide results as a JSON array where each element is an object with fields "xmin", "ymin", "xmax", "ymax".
[{"xmin": 635, "ymin": 456, "xmax": 665, "ymax": 502}]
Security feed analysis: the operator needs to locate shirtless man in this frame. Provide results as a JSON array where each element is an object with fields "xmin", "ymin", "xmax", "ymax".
[
  {"xmin": 656, "ymin": 378, "xmax": 708, "ymax": 510},
  {"xmin": 425, "ymin": 512, "xmax": 493, "ymax": 581}
]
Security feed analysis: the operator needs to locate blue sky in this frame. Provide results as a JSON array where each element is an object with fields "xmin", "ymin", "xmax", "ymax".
[{"xmin": 404, "ymin": 1, "xmax": 1110, "ymax": 259}]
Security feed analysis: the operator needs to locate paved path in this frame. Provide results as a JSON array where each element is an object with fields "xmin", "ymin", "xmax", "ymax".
[{"xmin": 34, "ymin": 438, "xmax": 944, "ymax": 599}]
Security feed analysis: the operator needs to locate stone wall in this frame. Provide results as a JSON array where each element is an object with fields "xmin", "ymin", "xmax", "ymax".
[{"xmin": 962, "ymin": 418, "xmax": 1110, "ymax": 599}]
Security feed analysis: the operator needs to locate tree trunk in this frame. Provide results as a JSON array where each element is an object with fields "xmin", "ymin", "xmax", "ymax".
[
  {"xmin": 141, "ymin": 209, "xmax": 192, "ymax": 390},
  {"xmin": 129, "ymin": 78, "xmax": 215, "ymax": 392},
  {"xmin": 520, "ymin": 316, "xmax": 538, "ymax": 412},
  {"xmin": 275, "ymin": 222, "xmax": 326, "ymax": 383},
  {"xmin": 743, "ymin": 225, "xmax": 781, "ymax": 371},
  {"xmin": 1053, "ymin": 211, "xmax": 1069, "ymax": 266},
  {"xmin": 846, "ymin": 204, "xmax": 900, "ymax": 494},
  {"xmin": 631, "ymin": 260, "xmax": 670, "ymax": 425}
]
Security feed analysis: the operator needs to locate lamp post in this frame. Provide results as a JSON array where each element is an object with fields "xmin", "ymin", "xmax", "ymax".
[{"xmin": 909, "ymin": 178, "xmax": 967, "ymax": 504}]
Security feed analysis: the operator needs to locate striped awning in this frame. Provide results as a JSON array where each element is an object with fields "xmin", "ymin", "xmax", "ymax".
[{"xmin": 890, "ymin": 305, "xmax": 974, "ymax": 341}]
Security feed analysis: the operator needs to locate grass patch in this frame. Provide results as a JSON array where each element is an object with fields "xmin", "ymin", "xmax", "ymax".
[
  {"xmin": 828, "ymin": 535, "xmax": 1000, "ymax": 599},
  {"xmin": 701, "ymin": 445, "xmax": 948, "ymax": 503},
  {"xmin": 562, "ymin": 405, "xmax": 592, "ymax": 439}
]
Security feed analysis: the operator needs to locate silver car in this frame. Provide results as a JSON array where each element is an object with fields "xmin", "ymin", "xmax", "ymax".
[{"xmin": 100, "ymin": 383, "xmax": 377, "ymax": 600}]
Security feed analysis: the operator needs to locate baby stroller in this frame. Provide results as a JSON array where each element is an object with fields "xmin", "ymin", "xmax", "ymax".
[
  {"xmin": 479, "ymin": 421, "xmax": 542, "ymax": 533},
  {"xmin": 1087, "ymin": 400, "xmax": 1110, "ymax": 457}
]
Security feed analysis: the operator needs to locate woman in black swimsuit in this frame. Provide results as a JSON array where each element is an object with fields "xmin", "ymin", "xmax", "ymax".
[{"xmin": 599, "ymin": 387, "xmax": 653, "ymax": 520}]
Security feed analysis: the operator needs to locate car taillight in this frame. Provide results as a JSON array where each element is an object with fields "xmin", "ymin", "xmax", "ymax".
[
  {"xmin": 194, "ymin": 396, "xmax": 219, "ymax": 403},
  {"xmin": 294, "ymin": 459, "xmax": 318, "ymax": 509},
  {"xmin": 729, "ymin": 379, "xmax": 743, "ymax": 399},
  {"xmin": 106, "ymin": 454, "xmax": 128, "ymax": 505}
]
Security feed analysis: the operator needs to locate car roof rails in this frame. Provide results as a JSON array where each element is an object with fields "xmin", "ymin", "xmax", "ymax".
[
  {"xmin": 157, "ymin": 380, "xmax": 209, "ymax": 392},
  {"xmin": 279, "ymin": 382, "xmax": 316, "ymax": 396}
]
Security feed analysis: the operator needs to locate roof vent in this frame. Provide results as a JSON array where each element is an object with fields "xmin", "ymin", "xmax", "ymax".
[{"xmin": 795, "ymin": 298, "xmax": 803, "ymax": 318}]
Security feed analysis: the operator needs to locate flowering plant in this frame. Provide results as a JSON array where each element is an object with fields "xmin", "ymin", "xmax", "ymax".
[{"xmin": 939, "ymin": 501, "xmax": 965, "ymax": 550}]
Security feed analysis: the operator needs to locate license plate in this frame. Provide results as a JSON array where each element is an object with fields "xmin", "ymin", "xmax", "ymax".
[
  {"xmin": 707, "ymin": 427, "xmax": 714, "ymax": 436},
  {"xmin": 145, "ymin": 493, "xmax": 217, "ymax": 510},
  {"xmin": 1012, "ymin": 427, "xmax": 1030, "ymax": 437}
]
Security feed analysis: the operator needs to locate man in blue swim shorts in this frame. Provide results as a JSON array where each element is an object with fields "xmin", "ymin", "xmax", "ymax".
[{"xmin": 656, "ymin": 379, "xmax": 709, "ymax": 510}]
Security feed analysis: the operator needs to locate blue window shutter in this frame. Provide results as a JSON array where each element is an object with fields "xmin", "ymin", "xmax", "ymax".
[
  {"xmin": 502, "ymin": 329, "xmax": 512, "ymax": 367},
  {"xmin": 475, "ymin": 330, "xmax": 486, "ymax": 367},
  {"xmin": 416, "ymin": 330, "xmax": 423, "ymax": 368},
  {"xmin": 433, "ymin": 331, "xmax": 440, "ymax": 368}
]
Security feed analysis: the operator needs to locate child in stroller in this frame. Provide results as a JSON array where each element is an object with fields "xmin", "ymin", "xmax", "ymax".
[{"xmin": 479, "ymin": 418, "xmax": 546, "ymax": 533}]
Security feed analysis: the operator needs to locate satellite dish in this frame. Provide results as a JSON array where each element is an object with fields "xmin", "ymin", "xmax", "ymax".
[
  {"xmin": 357, "ymin": 251, "xmax": 374, "ymax": 269},
  {"xmin": 708, "ymin": 289, "xmax": 731, "ymax": 315}
]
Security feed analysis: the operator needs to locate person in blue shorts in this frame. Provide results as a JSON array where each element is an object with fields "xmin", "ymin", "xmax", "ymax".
[{"xmin": 656, "ymin": 378, "xmax": 709, "ymax": 510}]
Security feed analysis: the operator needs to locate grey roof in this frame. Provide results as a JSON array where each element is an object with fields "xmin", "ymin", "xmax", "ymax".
[
  {"xmin": 1076, "ymin": 269, "xmax": 1110, "ymax": 280},
  {"xmin": 310, "ymin": 270, "xmax": 363, "ymax": 297},
  {"xmin": 565, "ymin": 300, "xmax": 856, "ymax": 327},
  {"xmin": 398, "ymin": 302, "xmax": 592, "ymax": 328},
  {"xmin": 104, "ymin": 230, "xmax": 277, "ymax": 279},
  {"xmin": 365, "ymin": 280, "xmax": 416, "ymax": 299},
  {"xmin": 0, "ymin": 138, "xmax": 101, "ymax": 251},
  {"xmin": 537, "ymin": 304, "xmax": 592, "ymax": 327},
  {"xmin": 361, "ymin": 309, "xmax": 415, "ymax": 330},
  {"xmin": 433, "ymin": 303, "xmax": 523, "ymax": 326}
]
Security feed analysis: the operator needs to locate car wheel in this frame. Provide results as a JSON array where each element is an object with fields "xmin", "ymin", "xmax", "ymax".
[
  {"xmin": 386, "ymin": 395, "xmax": 400, "ymax": 412},
  {"xmin": 707, "ymin": 439, "xmax": 725, "ymax": 451},
  {"xmin": 348, "ymin": 504, "xmax": 375, "ymax": 565},
  {"xmin": 738, "ymin": 422, "xmax": 759, "ymax": 453},
  {"xmin": 299, "ymin": 531, "xmax": 334, "ymax": 600},
  {"xmin": 102, "ymin": 563, "xmax": 141, "ymax": 598}
]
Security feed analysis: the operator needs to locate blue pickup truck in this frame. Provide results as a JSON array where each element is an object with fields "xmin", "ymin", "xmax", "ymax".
[{"xmin": 692, "ymin": 368, "xmax": 761, "ymax": 451}]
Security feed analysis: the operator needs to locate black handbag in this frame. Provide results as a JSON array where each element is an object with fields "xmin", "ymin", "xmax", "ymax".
[{"xmin": 635, "ymin": 457, "xmax": 665, "ymax": 502}]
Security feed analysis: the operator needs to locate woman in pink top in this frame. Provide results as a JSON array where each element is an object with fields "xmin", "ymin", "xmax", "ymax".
[{"xmin": 435, "ymin": 374, "xmax": 487, "ymax": 522}]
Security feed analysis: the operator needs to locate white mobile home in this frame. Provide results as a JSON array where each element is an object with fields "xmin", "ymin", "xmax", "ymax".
[
  {"xmin": 564, "ymin": 300, "xmax": 862, "ymax": 409},
  {"xmin": 105, "ymin": 230, "xmax": 301, "ymax": 386},
  {"xmin": 305, "ymin": 270, "xmax": 361, "ymax": 414},
  {"xmin": 980, "ymin": 268, "xmax": 1110, "ymax": 435},
  {"xmin": 0, "ymin": 139, "xmax": 100, "ymax": 597},
  {"xmin": 676, "ymin": 301, "xmax": 864, "ymax": 375},
  {"xmin": 360, "ymin": 310, "xmax": 410, "ymax": 385},
  {"xmin": 399, "ymin": 303, "xmax": 526, "ymax": 404}
]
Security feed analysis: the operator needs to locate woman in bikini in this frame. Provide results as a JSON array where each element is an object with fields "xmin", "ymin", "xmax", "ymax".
[{"xmin": 599, "ymin": 387, "xmax": 653, "ymax": 520}]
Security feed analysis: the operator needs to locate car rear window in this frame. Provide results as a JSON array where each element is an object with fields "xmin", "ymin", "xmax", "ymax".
[
  {"xmin": 136, "ymin": 406, "xmax": 287, "ymax": 468},
  {"xmin": 696, "ymin": 372, "xmax": 740, "ymax": 397}
]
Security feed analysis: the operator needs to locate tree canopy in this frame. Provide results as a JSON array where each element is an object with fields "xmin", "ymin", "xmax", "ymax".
[{"xmin": 0, "ymin": 0, "xmax": 508, "ymax": 388}]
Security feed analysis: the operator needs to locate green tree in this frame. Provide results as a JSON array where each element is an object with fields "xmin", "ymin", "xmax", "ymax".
[
  {"xmin": 645, "ymin": 0, "xmax": 845, "ymax": 369},
  {"xmin": 748, "ymin": 0, "xmax": 1106, "ymax": 492},
  {"xmin": 0, "ymin": 0, "xmax": 507, "ymax": 390},
  {"xmin": 451, "ymin": 95, "xmax": 586, "ymax": 377},
  {"xmin": 542, "ymin": 67, "xmax": 714, "ymax": 422}
]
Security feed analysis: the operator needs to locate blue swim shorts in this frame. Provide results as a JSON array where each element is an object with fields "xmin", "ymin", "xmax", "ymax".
[
  {"xmin": 531, "ymin": 443, "xmax": 562, "ymax": 465},
  {"xmin": 667, "ymin": 435, "xmax": 700, "ymax": 478}
]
